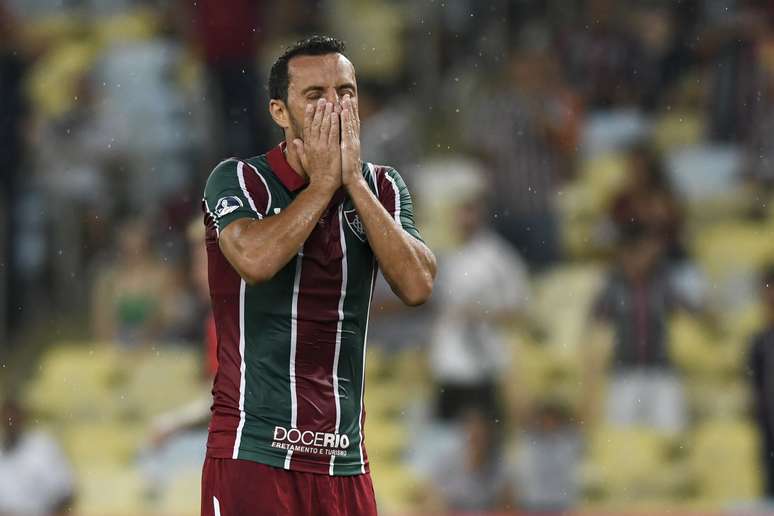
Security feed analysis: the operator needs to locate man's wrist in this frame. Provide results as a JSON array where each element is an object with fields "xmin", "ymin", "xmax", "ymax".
[
  {"xmin": 343, "ymin": 163, "xmax": 367, "ymax": 190},
  {"xmin": 308, "ymin": 175, "xmax": 340, "ymax": 196}
]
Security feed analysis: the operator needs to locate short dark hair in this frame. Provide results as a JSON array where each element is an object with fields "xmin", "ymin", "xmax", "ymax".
[{"xmin": 268, "ymin": 35, "xmax": 347, "ymax": 103}]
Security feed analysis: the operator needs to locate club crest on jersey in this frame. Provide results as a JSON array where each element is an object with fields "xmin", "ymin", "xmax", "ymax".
[
  {"xmin": 344, "ymin": 209, "xmax": 366, "ymax": 242},
  {"xmin": 214, "ymin": 196, "xmax": 243, "ymax": 218}
]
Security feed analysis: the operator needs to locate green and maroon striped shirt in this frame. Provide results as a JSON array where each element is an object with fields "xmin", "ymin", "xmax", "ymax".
[{"xmin": 202, "ymin": 142, "xmax": 423, "ymax": 476}]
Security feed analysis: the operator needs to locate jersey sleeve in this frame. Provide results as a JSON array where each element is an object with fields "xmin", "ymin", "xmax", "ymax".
[
  {"xmin": 203, "ymin": 158, "xmax": 270, "ymax": 236},
  {"xmin": 375, "ymin": 166, "xmax": 424, "ymax": 243}
]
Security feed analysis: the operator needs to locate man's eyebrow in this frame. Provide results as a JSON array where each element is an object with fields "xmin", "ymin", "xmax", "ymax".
[{"xmin": 337, "ymin": 82, "xmax": 357, "ymax": 91}]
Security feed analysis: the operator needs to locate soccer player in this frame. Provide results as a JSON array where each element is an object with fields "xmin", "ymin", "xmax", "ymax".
[{"xmin": 200, "ymin": 35, "xmax": 436, "ymax": 515}]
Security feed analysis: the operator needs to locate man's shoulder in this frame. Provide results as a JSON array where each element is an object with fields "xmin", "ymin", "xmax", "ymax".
[
  {"xmin": 206, "ymin": 155, "xmax": 277, "ymax": 189},
  {"xmin": 361, "ymin": 161, "xmax": 405, "ymax": 190},
  {"xmin": 208, "ymin": 154, "xmax": 271, "ymax": 175},
  {"xmin": 243, "ymin": 153, "xmax": 272, "ymax": 174}
]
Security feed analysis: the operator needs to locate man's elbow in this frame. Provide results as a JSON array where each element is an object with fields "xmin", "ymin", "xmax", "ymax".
[
  {"xmin": 242, "ymin": 262, "xmax": 277, "ymax": 286},
  {"xmin": 399, "ymin": 277, "xmax": 434, "ymax": 306}
]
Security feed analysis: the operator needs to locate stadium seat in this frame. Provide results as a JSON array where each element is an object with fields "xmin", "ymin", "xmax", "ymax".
[
  {"xmin": 583, "ymin": 426, "xmax": 676, "ymax": 503},
  {"xmin": 157, "ymin": 466, "xmax": 202, "ymax": 516},
  {"xmin": 74, "ymin": 466, "xmax": 146, "ymax": 516},
  {"xmin": 690, "ymin": 420, "xmax": 761, "ymax": 501}
]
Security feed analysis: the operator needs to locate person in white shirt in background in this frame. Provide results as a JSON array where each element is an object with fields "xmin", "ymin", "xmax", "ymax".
[
  {"xmin": 429, "ymin": 164, "xmax": 531, "ymax": 422},
  {"xmin": 0, "ymin": 399, "xmax": 75, "ymax": 516}
]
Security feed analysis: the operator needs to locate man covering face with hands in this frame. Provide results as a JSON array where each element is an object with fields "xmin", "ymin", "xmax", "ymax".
[{"xmin": 200, "ymin": 35, "xmax": 436, "ymax": 516}]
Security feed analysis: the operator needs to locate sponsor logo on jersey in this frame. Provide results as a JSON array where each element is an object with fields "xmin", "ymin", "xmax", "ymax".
[
  {"xmin": 214, "ymin": 196, "xmax": 243, "ymax": 218},
  {"xmin": 270, "ymin": 426, "xmax": 350, "ymax": 456},
  {"xmin": 344, "ymin": 209, "xmax": 367, "ymax": 242}
]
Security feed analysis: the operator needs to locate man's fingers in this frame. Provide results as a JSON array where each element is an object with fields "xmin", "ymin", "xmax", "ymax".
[
  {"xmin": 320, "ymin": 101, "xmax": 333, "ymax": 141},
  {"xmin": 342, "ymin": 95, "xmax": 357, "ymax": 138},
  {"xmin": 346, "ymin": 103, "xmax": 356, "ymax": 141},
  {"xmin": 310, "ymin": 98, "xmax": 325, "ymax": 140},
  {"xmin": 350, "ymin": 95, "xmax": 360, "ymax": 134},
  {"xmin": 340, "ymin": 104, "xmax": 351, "ymax": 144},
  {"xmin": 302, "ymin": 103, "xmax": 314, "ymax": 140},
  {"xmin": 292, "ymin": 138, "xmax": 306, "ymax": 167},
  {"xmin": 329, "ymin": 105, "xmax": 340, "ymax": 146}
]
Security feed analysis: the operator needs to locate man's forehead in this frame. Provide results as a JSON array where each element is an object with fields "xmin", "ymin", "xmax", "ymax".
[{"xmin": 288, "ymin": 53, "xmax": 356, "ymax": 89}]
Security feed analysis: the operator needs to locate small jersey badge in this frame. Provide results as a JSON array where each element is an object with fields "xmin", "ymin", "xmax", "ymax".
[
  {"xmin": 214, "ymin": 196, "xmax": 243, "ymax": 218},
  {"xmin": 344, "ymin": 209, "xmax": 367, "ymax": 242}
]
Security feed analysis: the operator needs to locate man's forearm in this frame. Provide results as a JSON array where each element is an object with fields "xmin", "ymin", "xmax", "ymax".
[
  {"xmin": 220, "ymin": 180, "xmax": 336, "ymax": 283},
  {"xmin": 346, "ymin": 177, "xmax": 435, "ymax": 305}
]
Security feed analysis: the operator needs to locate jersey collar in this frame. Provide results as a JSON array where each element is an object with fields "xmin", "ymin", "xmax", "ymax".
[{"xmin": 267, "ymin": 141, "xmax": 307, "ymax": 192}]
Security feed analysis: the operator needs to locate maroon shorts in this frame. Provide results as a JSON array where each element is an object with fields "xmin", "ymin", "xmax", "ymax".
[{"xmin": 200, "ymin": 457, "xmax": 378, "ymax": 516}]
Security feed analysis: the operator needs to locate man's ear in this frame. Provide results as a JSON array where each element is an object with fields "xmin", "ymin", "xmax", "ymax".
[{"xmin": 269, "ymin": 99, "xmax": 290, "ymax": 129}]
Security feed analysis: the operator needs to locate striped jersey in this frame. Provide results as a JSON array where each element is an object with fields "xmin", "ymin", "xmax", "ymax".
[{"xmin": 202, "ymin": 142, "xmax": 423, "ymax": 476}]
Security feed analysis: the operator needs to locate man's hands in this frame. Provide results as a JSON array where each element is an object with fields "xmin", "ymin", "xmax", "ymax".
[
  {"xmin": 292, "ymin": 98, "xmax": 341, "ymax": 193},
  {"xmin": 340, "ymin": 94, "xmax": 363, "ymax": 188},
  {"xmin": 292, "ymin": 94, "xmax": 362, "ymax": 191}
]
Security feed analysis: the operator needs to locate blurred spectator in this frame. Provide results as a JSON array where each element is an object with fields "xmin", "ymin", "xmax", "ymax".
[
  {"xmin": 557, "ymin": 0, "xmax": 655, "ymax": 109},
  {"xmin": 586, "ymin": 226, "xmax": 703, "ymax": 434},
  {"xmin": 8, "ymin": 1, "xmax": 774, "ymax": 513},
  {"xmin": 429, "ymin": 168, "xmax": 530, "ymax": 421},
  {"xmin": 91, "ymin": 218, "xmax": 182, "ymax": 348},
  {"xmin": 92, "ymin": 5, "xmax": 203, "ymax": 212},
  {"xmin": 629, "ymin": 5, "xmax": 689, "ymax": 111},
  {"xmin": 745, "ymin": 27, "xmax": 774, "ymax": 189},
  {"xmin": 156, "ymin": 217, "xmax": 217, "ymax": 431},
  {"xmin": 697, "ymin": 1, "xmax": 771, "ymax": 142},
  {"xmin": 0, "ymin": 0, "xmax": 29, "ymax": 343},
  {"xmin": 0, "ymin": 399, "xmax": 75, "ymax": 516},
  {"xmin": 188, "ymin": 0, "xmax": 267, "ymax": 158},
  {"xmin": 429, "ymin": 409, "xmax": 513, "ymax": 513},
  {"xmin": 139, "ymin": 218, "xmax": 214, "ymax": 499},
  {"xmin": 464, "ymin": 32, "xmax": 579, "ymax": 268},
  {"xmin": 511, "ymin": 399, "xmax": 581, "ymax": 513},
  {"xmin": 34, "ymin": 53, "xmax": 115, "ymax": 314},
  {"xmin": 747, "ymin": 265, "xmax": 774, "ymax": 498},
  {"xmin": 368, "ymin": 271, "xmax": 433, "ymax": 353},
  {"xmin": 358, "ymin": 83, "xmax": 421, "ymax": 174},
  {"xmin": 609, "ymin": 143, "xmax": 686, "ymax": 261}
]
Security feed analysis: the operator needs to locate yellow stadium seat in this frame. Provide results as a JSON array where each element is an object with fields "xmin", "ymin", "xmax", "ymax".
[
  {"xmin": 93, "ymin": 8, "xmax": 161, "ymax": 45},
  {"xmin": 363, "ymin": 420, "xmax": 407, "ymax": 463},
  {"xmin": 684, "ymin": 379, "xmax": 750, "ymax": 421},
  {"xmin": 670, "ymin": 315, "xmax": 726, "ymax": 375},
  {"xmin": 74, "ymin": 466, "xmax": 146, "ymax": 516},
  {"xmin": 125, "ymin": 347, "xmax": 203, "ymax": 418},
  {"xmin": 24, "ymin": 344, "xmax": 123, "ymax": 421},
  {"xmin": 62, "ymin": 422, "xmax": 144, "ymax": 468},
  {"xmin": 690, "ymin": 420, "xmax": 761, "ymax": 501},
  {"xmin": 531, "ymin": 264, "xmax": 605, "ymax": 351},
  {"xmin": 26, "ymin": 41, "xmax": 99, "ymax": 119},
  {"xmin": 370, "ymin": 463, "xmax": 429, "ymax": 514},
  {"xmin": 693, "ymin": 222, "xmax": 774, "ymax": 288},
  {"xmin": 584, "ymin": 426, "xmax": 675, "ymax": 502},
  {"xmin": 651, "ymin": 112, "xmax": 705, "ymax": 153},
  {"xmin": 158, "ymin": 466, "xmax": 201, "ymax": 516}
]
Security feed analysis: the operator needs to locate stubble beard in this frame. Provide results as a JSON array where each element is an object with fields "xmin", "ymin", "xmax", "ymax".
[{"xmin": 288, "ymin": 110, "xmax": 304, "ymax": 143}]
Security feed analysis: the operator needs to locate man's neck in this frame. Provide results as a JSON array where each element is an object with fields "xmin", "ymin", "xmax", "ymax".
[{"xmin": 283, "ymin": 141, "xmax": 308, "ymax": 182}]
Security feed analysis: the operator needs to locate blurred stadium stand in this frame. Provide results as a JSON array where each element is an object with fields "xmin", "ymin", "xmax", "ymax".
[{"xmin": 4, "ymin": 0, "xmax": 774, "ymax": 515}]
